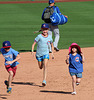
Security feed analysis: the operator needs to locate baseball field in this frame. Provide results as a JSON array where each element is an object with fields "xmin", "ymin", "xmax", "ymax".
[{"xmin": 0, "ymin": 0, "xmax": 94, "ymax": 100}]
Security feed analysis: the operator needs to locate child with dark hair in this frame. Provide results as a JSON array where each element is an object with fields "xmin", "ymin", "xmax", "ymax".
[
  {"xmin": 0, "ymin": 41, "xmax": 20, "ymax": 93},
  {"xmin": 66, "ymin": 43, "xmax": 85, "ymax": 95}
]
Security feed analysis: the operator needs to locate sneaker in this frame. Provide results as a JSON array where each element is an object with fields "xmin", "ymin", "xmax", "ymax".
[
  {"xmin": 76, "ymin": 83, "xmax": 80, "ymax": 86},
  {"xmin": 42, "ymin": 80, "xmax": 46, "ymax": 86},
  {"xmin": 49, "ymin": 50, "xmax": 52, "ymax": 53},
  {"xmin": 4, "ymin": 80, "xmax": 9, "ymax": 89},
  {"xmin": 7, "ymin": 87, "xmax": 12, "ymax": 94},
  {"xmin": 71, "ymin": 91, "xmax": 76, "ymax": 95},
  {"xmin": 54, "ymin": 47, "xmax": 59, "ymax": 51}
]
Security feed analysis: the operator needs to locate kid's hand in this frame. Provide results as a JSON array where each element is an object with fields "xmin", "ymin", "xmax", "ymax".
[
  {"xmin": 65, "ymin": 55, "xmax": 69, "ymax": 64},
  {"xmin": 52, "ymin": 56, "xmax": 54, "ymax": 59},
  {"xmin": 31, "ymin": 52, "xmax": 35, "ymax": 57},
  {"xmin": 66, "ymin": 55, "xmax": 69, "ymax": 59},
  {"xmin": 6, "ymin": 61, "xmax": 13, "ymax": 64},
  {"xmin": 51, "ymin": 53, "xmax": 54, "ymax": 59}
]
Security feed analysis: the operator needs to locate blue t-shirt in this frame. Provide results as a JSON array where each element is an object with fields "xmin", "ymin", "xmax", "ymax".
[
  {"xmin": 42, "ymin": 6, "xmax": 62, "ymax": 20},
  {"xmin": 0, "ymin": 48, "xmax": 19, "ymax": 67},
  {"xmin": 69, "ymin": 53, "xmax": 83, "ymax": 73},
  {"xmin": 35, "ymin": 34, "xmax": 53, "ymax": 57}
]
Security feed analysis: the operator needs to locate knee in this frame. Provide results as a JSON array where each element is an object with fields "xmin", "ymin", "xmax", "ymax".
[
  {"xmin": 9, "ymin": 71, "xmax": 13, "ymax": 77},
  {"xmin": 72, "ymin": 77, "xmax": 76, "ymax": 83},
  {"xmin": 76, "ymin": 79, "xmax": 81, "ymax": 83},
  {"xmin": 54, "ymin": 32, "xmax": 60, "ymax": 37},
  {"xmin": 72, "ymin": 79, "xmax": 76, "ymax": 83}
]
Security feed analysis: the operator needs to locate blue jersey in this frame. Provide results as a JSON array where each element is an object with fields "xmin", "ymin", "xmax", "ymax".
[
  {"xmin": 0, "ymin": 48, "xmax": 19, "ymax": 67},
  {"xmin": 42, "ymin": 6, "xmax": 62, "ymax": 20},
  {"xmin": 69, "ymin": 53, "xmax": 83, "ymax": 73},
  {"xmin": 35, "ymin": 34, "xmax": 53, "ymax": 57}
]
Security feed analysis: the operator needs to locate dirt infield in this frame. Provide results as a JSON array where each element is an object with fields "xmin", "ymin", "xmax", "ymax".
[
  {"xmin": 0, "ymin": 47, "xmax": 94, "ymax": 100},
  {"xmin": 0, "ymin": 0, "xmax": 94, "ymax": 99},
  {"xmin": 0, "ymin": 0, "xmax": 94, "ymax": 4}
]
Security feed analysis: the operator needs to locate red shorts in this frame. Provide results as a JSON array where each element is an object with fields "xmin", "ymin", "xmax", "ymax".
[{"xmin": 5, "ymin": 65, "xmax": 17, "ymax": 77}]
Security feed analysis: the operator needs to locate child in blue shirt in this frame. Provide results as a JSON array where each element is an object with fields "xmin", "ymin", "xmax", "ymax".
[
  {"xmin": 32, "ymin": 23, "xmax": 54, "ymax": 86},
  {"xmin": 66, "ymin": 43, "xmax": 85, "ymax": 95},
  {"xmin": 0, "ymin": 41, "xmax": 20, "ymax": 93}
]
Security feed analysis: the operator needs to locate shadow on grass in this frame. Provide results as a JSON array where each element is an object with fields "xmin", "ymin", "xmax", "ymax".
[
  {"xmin": 12, "ymin": 81, "xmax": 43, "ymax": 87},
  {"xmin": 40, "ymin": 90, "xmax": 71, "ymax": 94}
]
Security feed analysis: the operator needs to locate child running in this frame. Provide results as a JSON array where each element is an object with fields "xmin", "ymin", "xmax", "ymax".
[
  {"xmin": 66, "ymin": 43, "xmax": 85, "ymax": 95},
  {"xmin": 0, "ymin": 41, "xmax": 20, "ymax": 93},
  {"xmin": 32, "ymin": 23, "xmax": 54, "ymax": 86}
]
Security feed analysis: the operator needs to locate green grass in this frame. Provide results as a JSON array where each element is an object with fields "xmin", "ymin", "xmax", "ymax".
[
  {"xmin": 0, "ymin": 1, "xmax": 94, "ymax": 52},
  {"xmin": 58, "ymin": 1, "xmax": 94, "ymax": 49}
]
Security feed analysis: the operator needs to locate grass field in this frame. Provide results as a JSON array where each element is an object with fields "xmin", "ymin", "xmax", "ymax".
[{"xmin": 0, "ymin": 1, "xmax": 94, "ymax": 52}]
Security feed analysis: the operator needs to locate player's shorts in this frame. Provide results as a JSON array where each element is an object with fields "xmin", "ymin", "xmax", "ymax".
[
  {"xmin": 36, "ymin": 54, "xmax": 49, "ymax": 62},
  {"xmin": 5, "ymin": 65, "xmax": 17, "ymax": 77},
  {"xmin": 70, "ymin": 72, "xmax": 82, "ymax": 78}
]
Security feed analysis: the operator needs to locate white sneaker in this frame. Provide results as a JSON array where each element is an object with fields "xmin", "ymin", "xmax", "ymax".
[
  {"xmin": 49, "ymin": 50, "xmax": 52, "ymax": 53},
  {"xmin": 76, "ymin": 83, "xmax": 80, "ymax": 86},
  {"xmin": 42, "ymin": 80, "xmax": 46, "ymax": 86},
  {"xmin": 71, "ymin": 91, "xmax": 76, "ymax": 95}
]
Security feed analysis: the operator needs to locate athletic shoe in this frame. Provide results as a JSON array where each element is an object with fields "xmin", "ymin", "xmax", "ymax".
[
  {"xmin": 76, "ymin": 83, "xmax": 80, "ymax": 86},
  {"xmin": 54, "ymin": 47, "xmax": 59, "ymax": 51},
  {"xmin": 71, "ymin": 91, "xmax": 76, "ymax": 95},
  {"xmin": 7, "ymin": 87, "xmax": 12, "ymax": 94},
  {"xmin": 49, "ymin": 50, "xmax": 52, "ymax": 53},
  {"xmin": 4, "ymin": 80, "xmax": 9, "ymax": 89},
  {"xmin": 42, "ymin": 80, "xmax": 46, "ymax": 86}
]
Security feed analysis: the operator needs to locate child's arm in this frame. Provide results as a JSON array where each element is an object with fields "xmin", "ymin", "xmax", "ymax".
[
  {"xmin": 81, "ymin": 53, "xmax": 85, "ymax": 63},
  {"xmin": 56, "ymin": 7, "xmax": 68, "ymax": 18},
  {"xmin": 56, "ymin": 6, "xmax": 62, "ymax": 15},
  {"xmin": 51, "ymin": 43, "xmax": 54, "ymax": 59},
  {"xmin": 31, "ymin": 41, "xmax": 36, "ymax": 56},
  {"xmin": 65, "ymin": 55, "xmax": 69, "ymax": 64},
  {"xmin": 6, "ymin": 54, "xmax": 20, "ymax": 64}
]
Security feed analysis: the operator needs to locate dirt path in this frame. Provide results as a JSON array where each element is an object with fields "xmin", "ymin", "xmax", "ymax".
[{"xmin": 0, "ymin": 47, "xmax": 94, "ymax": 100}]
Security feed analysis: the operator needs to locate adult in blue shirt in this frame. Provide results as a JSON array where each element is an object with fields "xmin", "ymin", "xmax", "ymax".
[{"xmin": 42, "ymin": 0, "xmax": 62, "ymax": 52}]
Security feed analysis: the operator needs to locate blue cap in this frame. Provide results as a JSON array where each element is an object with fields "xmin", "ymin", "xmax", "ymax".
[
  {"xmin": 49, "ymin": 0, "xmax": 55, "ymax": 4},
  {"xmin": 2, "ymin": 41, "xmax": 11, "ymax": 48},
  {"xmin": 41, "ymin": 23, "xmax": 49, "ymax": 29}
]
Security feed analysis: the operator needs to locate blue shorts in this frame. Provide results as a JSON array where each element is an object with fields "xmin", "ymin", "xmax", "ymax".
[
  {"xmin": 36, "ymin": 54, "xmax": 49, "ymax": 62},
  {"xmin": 70, "ymin": 72, "xmax": 82, "ymax": 78}
]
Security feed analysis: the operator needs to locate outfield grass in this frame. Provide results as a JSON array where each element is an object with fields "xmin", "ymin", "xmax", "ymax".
[{"xmin": 0, "ymin": 1, "xmax": 94, "ymax": 52}]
